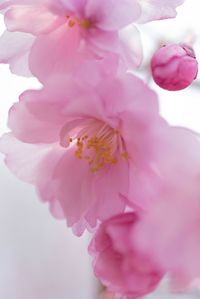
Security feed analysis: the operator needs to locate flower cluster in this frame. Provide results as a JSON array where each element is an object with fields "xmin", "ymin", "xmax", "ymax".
[{"xmin": 0, "ymin": 0, "xmax": 200, "ymax": 298}]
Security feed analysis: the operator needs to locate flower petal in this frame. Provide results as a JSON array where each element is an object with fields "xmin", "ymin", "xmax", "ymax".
[
  {"xmin": 0, "ymin": 30, "xmax": 34, "ymax": 76},
  {"xmin": 85, "ymin": 0, "xmax": 141, "ymax": 31},
  {"xmin": 29, "ymin": 24, "xmax": 81, "ymax": 82},
  {"xmin": 137, "ymin": 0, "xmax": 184, "ymax": 23},
  {"xmin": 4, "ymin": 3, "xmax": 64, "ymax": 35},
  {"xmin": 8, "ymin": 86, "xmax": 68, "ymax": 143}
]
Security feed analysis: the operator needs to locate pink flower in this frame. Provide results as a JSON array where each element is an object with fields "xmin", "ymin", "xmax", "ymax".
[
  {"xmin": 133, "ymin": 127, "xmax": 200, "ymax": 289},
  {"xmin": 0, "ymin": 0, "xmax": 185, "ymax": 80},
  {"xmin": 0, "ymin": 69, "xmax": 165, "ymax": 235},
  {"xmin": 89, "ymin": 213, "xmax": 164, "ymax": 299},
  {"xmin": 0, "ymin": 0, "xmax": 141, "ymax": 81},
  {"xmin": 151, "ymin": 44, "xmax": 198, "ymax": 91},
  {"xmin": 136, "ymin": 0, "xmax": 185, "ymax": 23}
]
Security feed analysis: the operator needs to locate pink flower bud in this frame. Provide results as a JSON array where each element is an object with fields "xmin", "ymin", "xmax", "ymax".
[{"xmin": 151, "ymin": 44, "xmax": 198, "ymax": 91}]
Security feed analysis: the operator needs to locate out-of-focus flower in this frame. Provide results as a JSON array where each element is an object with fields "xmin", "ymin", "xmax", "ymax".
[
  {"xmin": 151, "ymin": 44, "xmax": 198, "ymax": 91},
  {"xmin": 0, "ymin": 68, "xmax": 166, "ymax": 235},
  {"xmin": 0, "ymin": 0, "xmax": 141, "ymax": 81},
  {"xmin": 89, "ymin": 213, "xmax": 164, "ymax": 299},
  {"xmin": 134, "ymin": 127, "xmax": 200, "ymax": 290}
]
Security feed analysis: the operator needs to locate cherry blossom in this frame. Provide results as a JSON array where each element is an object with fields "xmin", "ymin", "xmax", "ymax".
[
  {"xmin": 134, "ymin": 127, "xmax": 200, "ymax": 289},
  {"xmin": 0, "ymin": 69, "xmax": 165, "ymax": 234},
  {"xmin": 0, "ymin": 0, "xmax": 141, "ymax": 81},
  {"xmin": 89, "ymin": 213, "xmax": 164, "ymax": 299},
  {"xmin": 0, "ymin": 0, "xmax": 185, "ymax": 80}
]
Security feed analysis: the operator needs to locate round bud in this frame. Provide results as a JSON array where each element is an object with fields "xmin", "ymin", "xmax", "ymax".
[{"xmin": 151, "ymin": 44, "xmax": 198, "ymax": 91}]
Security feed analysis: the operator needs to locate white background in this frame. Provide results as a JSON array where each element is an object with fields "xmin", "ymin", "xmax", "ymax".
[{"xmin": 0, "ymin": 0, "xmax": 200, "ymax": 298}]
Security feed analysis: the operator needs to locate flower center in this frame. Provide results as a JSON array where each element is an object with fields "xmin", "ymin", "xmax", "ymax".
[
  {"xmin": 66, "ymin": 15, "xmax": 91, "ymax": 29},
  {"xmin": 67, "ymin": 120, "xmax": 128, "ymax": 173}
]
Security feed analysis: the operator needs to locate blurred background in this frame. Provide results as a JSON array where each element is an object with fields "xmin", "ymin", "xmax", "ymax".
[{"xmin": 0, "ymin": 0, "xmax": 200, "ymax": 298}]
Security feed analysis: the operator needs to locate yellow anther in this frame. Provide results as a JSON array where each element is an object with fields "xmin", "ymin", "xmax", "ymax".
[
  {"xmin": 122, "ymin": 152, "xmax": 129, "ymax": 160},
  {"xmin": 67, "ymin": 15, "xmax": 91, "ymax": 30},
  {"xmin": 84, "ymin": 156, "xmax": 91, "ymax": 160},
  {"xmin": 82, "ymin": 135, "xmax": 88, "ymax": 140},
  {"xmin": 111, "ymin": 158, "xmax": 118, "ymax": 164},
  {"xmin": 68, "ymin": 20, "xmax": 76, "ymax": 27},
  {"xmin": 80, "ymin": 19, "xmax": 91, "ymax": 29},
  {"xmin": 91, "ymin": 167, "xmax": 98, "ymax": 173}
]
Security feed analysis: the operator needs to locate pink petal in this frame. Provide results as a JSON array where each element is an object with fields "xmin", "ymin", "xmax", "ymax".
[
  {"xmin": 85, "ymin": 0, "xmax": 141, "ymax": 31},
  {"xmin": 137, "ymin": 0, "xmax": 184, "ymax": 23},
  {"xmin": 4, "ymin": 4, "xmax": 64, "ymax": 35},
  {"xmin": 86, "ymin": 27, "xmax": 119, "ymax": 53},
  {"xmin": 119, "ymin": 25, "xmax": 143, "ymax": 69},
  {"xmin": 134, "ymin": 127, "xmax": 200, "ymax": 284},
  {"xmin": 8, "ymin": 87, "xmax": 67, "ymax": 143},
  {"xmin": 52, "ymin": 147, "xmax": 95, "ymax": 227},
  {"xmin": 0, "ymin": 30, "xmax": 34, "ymax": 76},
  {"xmin": 0, "ymin": 133, "xmax": 53, "ymax": 184},
  {"xmin": 29, "ymin": 24, "xmax": 81, "ymax": 82},
  {"xmin": 0, "ymin": 133, "xmax": 66, "ymax": 219},
  {"xmin": 85, "ymin": 158, "xmax": 128, "ymax": 226}
]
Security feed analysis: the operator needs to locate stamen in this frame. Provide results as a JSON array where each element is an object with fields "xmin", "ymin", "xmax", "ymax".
[
  {"xmin": 66, "ymin": 15, "xmax": 91, "ymax": 30},
  {"xmin": 80, "ymin": 19, "xmax": 91, "ymax": 29},
  {"xmin": 68, "ymin": 121, "xmax": 128, "ymax": 173},
  {"xmin": 121, "ymin": 152, "xmax": 129, "ymax": 160},
  {"xmin": 68, "ymin": 20, "xmax": 76, "ymax": 27}
]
